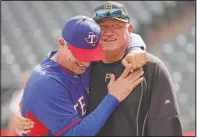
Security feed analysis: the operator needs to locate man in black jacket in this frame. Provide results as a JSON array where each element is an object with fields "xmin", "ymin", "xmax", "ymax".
[{"xmin": 87, "ymin": 1, "xmax": 183, "ymax": 136}]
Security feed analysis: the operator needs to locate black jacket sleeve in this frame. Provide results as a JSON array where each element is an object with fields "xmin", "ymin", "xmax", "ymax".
[{"xmin": 147, "ymin": 56, "xmax": 183, "ymax": 136}]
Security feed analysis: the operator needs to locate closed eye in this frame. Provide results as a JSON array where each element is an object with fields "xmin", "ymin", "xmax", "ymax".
[{"xmin": 112, "ymin": 25, "xmax": 122, "ymax": 29}]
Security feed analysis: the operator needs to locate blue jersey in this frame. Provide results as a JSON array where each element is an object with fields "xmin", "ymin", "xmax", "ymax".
[{"xmin": 22, "ymin": 51, "xmax": 119, "ymax": 136}]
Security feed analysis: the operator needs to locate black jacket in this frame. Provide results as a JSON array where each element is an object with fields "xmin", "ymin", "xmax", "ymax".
[{"xmin": 87, "ymin": 53, "xmax": 183, "ymax": 136}]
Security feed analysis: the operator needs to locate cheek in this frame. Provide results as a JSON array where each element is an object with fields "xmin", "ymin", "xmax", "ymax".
[
  {"xmin": 116, "ymin": 32, "xmax": 126, "ymax": 43},
  {"xmin": 69, "ymin": 56, "xmax": 78, "ymax": 67},
  {"xmin": 70, "ymin": 53, "xmax": 78, "ymax": 63},
  {"xmin": 115, "ymin": 29, "xmax": 125, "ymax": 39},
  {"xmin": 72, "ymin": 62, "xmax": 80, "ymax": 72},
  {"xmin": 121, "ymin": 30, "xmax": 129, "ymax": 42},
  {"xmin": 99, "ymin": 39, "xmax": 104, "ymax": 45},
  {"xmin": 125, "ymin": 32, "xmax": 130, "ymax": 43},
  {"xmin": 116, "ymin": 32, "xmax": 129, "ymax": 47},
  {"xmin": 123, "ymin": 30, "xmax": 128, "ymax": 39}
]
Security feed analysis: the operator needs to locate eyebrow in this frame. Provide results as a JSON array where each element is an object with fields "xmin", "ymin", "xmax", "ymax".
[
  {"xmin": 99, "ymin": 21, "xmax": 125, "ymax": 26},
  {"xmin": 99, "ymin": 24, "xmax": 108, "ymax": 27}
]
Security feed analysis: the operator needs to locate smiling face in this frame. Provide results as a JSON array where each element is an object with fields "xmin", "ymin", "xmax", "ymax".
[
  {"xmin": 58, "ymin": 38, "xmax": 91, "ymax": 74},
  {"xmin": 98, "ymin": 18, "xmax": 132, "ymax": 59},
  {"xmin": 68, "ymin": 53, "xmax": 91, "ymax": 74}
]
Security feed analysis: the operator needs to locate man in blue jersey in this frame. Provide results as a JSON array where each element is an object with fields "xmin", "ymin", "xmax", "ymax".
[{"xmin": 18, "ymin": 15, "xmax": 144, "ymax": 136}]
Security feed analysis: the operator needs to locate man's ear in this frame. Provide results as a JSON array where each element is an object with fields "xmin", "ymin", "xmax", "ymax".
[
  {"xmin": 59, "ymin": 38, "xmax": 65, "ymax": 47},
  {"xmin": 128, "ymin": 24, "xmax": 133, "ymax": 33}
]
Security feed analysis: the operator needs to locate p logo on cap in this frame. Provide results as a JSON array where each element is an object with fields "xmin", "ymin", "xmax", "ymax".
[{"xmin": 104, "ymin": 3, "xmax": 112, "ymax": 10}]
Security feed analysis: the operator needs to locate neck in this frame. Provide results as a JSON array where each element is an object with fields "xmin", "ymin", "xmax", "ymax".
[{"xmin": 102, "ymin": 48, "xmax": 126, "ymax": 64}]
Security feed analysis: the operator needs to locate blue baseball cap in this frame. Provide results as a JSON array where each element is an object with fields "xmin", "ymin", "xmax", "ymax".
[{"xmin": 62, "ymin": 15, "xmax": 104, "ymax": 62}]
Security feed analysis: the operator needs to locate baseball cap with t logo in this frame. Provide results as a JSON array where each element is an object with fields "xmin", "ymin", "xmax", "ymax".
[{"xmin": 62, "ymin": 15, "xmax": 104, "ymax": 62}]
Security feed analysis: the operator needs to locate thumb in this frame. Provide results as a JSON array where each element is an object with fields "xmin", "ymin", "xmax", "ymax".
[
  {"xmin": 19, "ymin": 100, "xmax": 22, "ymax": 112},
  {"xmin": 108, "ymin": 74, "xmax": 115, "ymax": 86},
  {"xmin": 122, "ymin": 58, "xmax": 130, "ymax": 68}
]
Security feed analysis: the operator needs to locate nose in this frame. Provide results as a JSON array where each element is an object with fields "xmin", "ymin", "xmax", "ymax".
[{"xmin": 103, "ymin": 28, "xmax": 114, "ymax": 37}]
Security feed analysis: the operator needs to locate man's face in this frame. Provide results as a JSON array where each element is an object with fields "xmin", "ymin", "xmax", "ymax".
[
  {"xmin": 59, "ymin": 38, "xmax": 91, "ymax": 74},
  {"xmin": 98, "ymin": 18, "xmax": 132, "ymax": 55},
  {"xmin": 68, "ymin": 53, "xmax": 91, "ymax": 74}
]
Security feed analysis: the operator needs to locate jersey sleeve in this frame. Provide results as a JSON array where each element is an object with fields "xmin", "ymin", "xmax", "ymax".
[
  {"xmin": 148, "ymin": 59, "xmax": 183, "ymax": 136},
  {"xmin": 126, "ymin": 33, "xmax": 146, "ymax": 53},
  {"xmin": 26, "ymin": 78, "xmax": 119, "ymax": 136}
]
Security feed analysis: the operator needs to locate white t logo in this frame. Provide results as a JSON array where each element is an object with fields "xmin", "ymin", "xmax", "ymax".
[
  {"xmin": 85, "ymin": 32, "xmax": 98, "ymax": 46},
  {"xmin": 89, "ymin": 34, "xmax": 96, "ymax": 43}
]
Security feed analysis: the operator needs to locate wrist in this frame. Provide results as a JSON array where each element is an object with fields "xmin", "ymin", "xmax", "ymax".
[
  {"xmin": 130, "ymin": 47, "xmax": 142, "ymax": 51},
  {"xmin": 126, "ymin": 46, "xmax": 143, "ymax": 54},
  {"xmin": 105, "ymin": 94, "xmax": 120, "ymax": 105}
]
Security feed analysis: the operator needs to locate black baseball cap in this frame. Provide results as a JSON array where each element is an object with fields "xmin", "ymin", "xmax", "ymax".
[{"xmin": 93, "ymin": 1, "xmax": 130, "ymax": 23}]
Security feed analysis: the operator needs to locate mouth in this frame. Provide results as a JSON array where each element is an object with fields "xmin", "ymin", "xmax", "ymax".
[
  {"xmin": 76, "ymin": 63, "xmax": 85, "ymax": 67},
  {"xmin": 104, "ymin": 38, "xmax": 117, "ymax": 42}
]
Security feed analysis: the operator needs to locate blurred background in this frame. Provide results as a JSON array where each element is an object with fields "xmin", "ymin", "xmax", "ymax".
[{"xmin": 1, "ymin": 1, "xmax": 196, "ymax": 136}]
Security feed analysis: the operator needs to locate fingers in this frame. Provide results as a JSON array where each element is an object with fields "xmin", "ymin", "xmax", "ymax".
[
  {"xmin": 122, "ymin": 58, "xmax": 130, "ymax": 70},
  {"xmin": 138, "ymin": 51, "xmax": 148, "ymax": 67},
  {"xmin": 128, "ymin": 68, "xmax": 144, "ymax": 83},
  {"xmin": 135, "ymin": 55, "xmax": 142, "ymax": 69},
  {"xmin": 120, "ymin": 64, "xmax": 132, "ymax": 78},
  {"xmin": 122, "ymin": 58, "xmax": 133, "ymax": 72},
  {"xmin": 15, "ymin": 113, "xmax": 27, "ymax": 123},
  {"xmin": 130, "ymin": 70, "xmax": 144, "ymax": 83},
  {"xmin": 132, "ymin": 53, "xmax": 144, "ymax": 69},
  {"xmin": 132, "ymin": 77, "xmax": 144, "ymax": 88},
  {"xmin": 143, "ymin": 52, "xmax": 148, "ymax": 65},
  {"xmin": 19, "ymin": 100, "xmax": 22, "ymax": 112},
  {"xmin": 17, "ymin": 123, "xmax": 34, "ymax": 130},
  {"xmin": 19, "ymin": 129, "xmax": 31, "ymax": 135},
  {"xmin": 127, "ymin": 56, "xmax": 136, "ymax": 70},
  {"xmin": 108, "ymin": 74, "xmax": 115, "ymax": 86},
  {"xmin": 15, "ymin": 113, "xmax": 34, "ymax": 134},
  {"xmin": 126, "ymin": 68, "xmax": 143, "ymax": 80},
  {"xmin": 123, "ymin": 51, "xmax": 148, "ymax": 70},
  {"xmin": 16, "ymin": 119, "xmax": 34, "ymax": 128},
  {"xmin": 15, "ymin": 113, "xmax": 33, "ymax": 125},
  {"xmin": 16, "ymin": 120, "xmax": 33, "ymax": 134}
]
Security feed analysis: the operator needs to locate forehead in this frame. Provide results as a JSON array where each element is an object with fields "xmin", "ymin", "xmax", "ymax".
[{"xmin": 98, "ymin": 18, "xmax": 126, "ymax": 26}]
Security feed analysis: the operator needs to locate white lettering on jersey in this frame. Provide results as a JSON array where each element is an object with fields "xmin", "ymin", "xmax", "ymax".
[
  {"xmin": 74, "ymin": 103, "xmax": 79, "ymax": 113},
  {"xmin": 73, "ymin": 96, "xmax": 86, "ymax": 116},
  {"xmin": 78, "ymin": 96, "xmax": 86, "ymax": 116}
]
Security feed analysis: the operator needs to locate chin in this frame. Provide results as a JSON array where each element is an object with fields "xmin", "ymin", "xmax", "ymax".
[
  {"xmin": 103, "ymin": 43, "xmax": 114, "ymax": 48},
  {"xmin": 103, "ymin": 43, "xmax": 116, "ymax": 48},
  {"xmin": 74, "ymin": 69, "xmax": 86, "ymax": 74},
  {"xmin": 103, "ymin": 46, "xmax": 118, "ymax": 52}
]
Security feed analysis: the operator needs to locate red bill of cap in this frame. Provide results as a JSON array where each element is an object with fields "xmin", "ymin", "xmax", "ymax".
[{"xmin": 68, "ymin": 43, "xmax": 105, "ymax": 62}]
